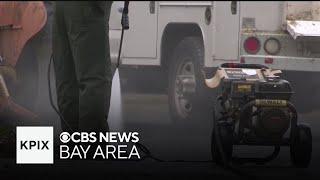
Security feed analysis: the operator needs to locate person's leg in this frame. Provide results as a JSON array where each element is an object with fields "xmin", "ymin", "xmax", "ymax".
[
  {"xmin": 103, "ymin": 2, "xmax": 113, "ymax": 132},
  {"xmin": 52, "ymin": 2, "xmax": 79, "ymax": 132},
  {"xmin": 64, "ymin": 2, "xmax": 112, "ymax": 132}
]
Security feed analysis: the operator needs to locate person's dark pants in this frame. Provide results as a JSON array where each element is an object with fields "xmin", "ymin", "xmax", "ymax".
[{"xmin": 52, "ymin": 1, "xmax": 113, "ymax": 133}]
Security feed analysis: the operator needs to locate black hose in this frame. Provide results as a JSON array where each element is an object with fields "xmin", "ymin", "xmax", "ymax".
[{"xmin": 48, "ymin": 54, "xmax": 74, "ymax": 133}]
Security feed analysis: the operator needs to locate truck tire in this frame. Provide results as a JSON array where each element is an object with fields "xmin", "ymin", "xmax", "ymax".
[
  {"xmin": 290, "ymin": 124, "xmax": 312, "ymax": 168},
  {"xmin": 168, "ymin": 37, "xmax": 211, "ymax": 125}
]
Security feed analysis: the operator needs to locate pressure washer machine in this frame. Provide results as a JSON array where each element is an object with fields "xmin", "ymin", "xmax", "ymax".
[{"xmin": 205, "ymin": 63, "xmax": 312, "ymax": 168}]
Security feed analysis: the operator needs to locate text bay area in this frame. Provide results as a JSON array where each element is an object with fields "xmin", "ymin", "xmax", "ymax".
[{"xmin": 60, "ymin": 144, "xmax": 140, "ymax": 160}]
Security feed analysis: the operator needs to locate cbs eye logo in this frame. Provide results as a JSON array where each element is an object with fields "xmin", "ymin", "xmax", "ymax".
[
  {"xmin": 59, "ymin": 132, "xmax": 97, "ymax": 143},
  {"xmin": 60, "ymin": 132, "xmax": 71, "ymax": 143}
]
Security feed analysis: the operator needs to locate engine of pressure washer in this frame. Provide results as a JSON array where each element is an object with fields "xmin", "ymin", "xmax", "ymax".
[{"xmin": 218, "ymin": 71, "xmax": 294, "ymax": 139}]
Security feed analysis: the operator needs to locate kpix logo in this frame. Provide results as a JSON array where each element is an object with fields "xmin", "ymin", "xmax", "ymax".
[
  {"xmin": 20, "ymin": 140, "xmax": 50, "ymax": 150},
  {"xmin": 16, "ymin": 126, "xmax": 54, "ymax": 164}
]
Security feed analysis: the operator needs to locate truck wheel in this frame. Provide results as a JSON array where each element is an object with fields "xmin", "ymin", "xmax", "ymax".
[
  {"xmin": 168, "ymin": 37, "xmax": 211, "ymax": 125},
  {"xmin": 290, "ymin": 124, "xmax": 312, "ymax": 168}
]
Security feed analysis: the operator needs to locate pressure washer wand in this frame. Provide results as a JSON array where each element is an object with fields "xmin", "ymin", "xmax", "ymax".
[
  {"xmin": 116, "ymin": 1, "xmax": 129, "ymax": 68},
  {"xmin": 122, "ymin": 1, "xmax": 130, "ymax": 30}
]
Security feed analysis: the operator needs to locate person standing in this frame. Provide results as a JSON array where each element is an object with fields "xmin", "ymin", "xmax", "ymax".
[{"xmin": 52, "ymin": 1, "xmax": 113, "ymax": 133}]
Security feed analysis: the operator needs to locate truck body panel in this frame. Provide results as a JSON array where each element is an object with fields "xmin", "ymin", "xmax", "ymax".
[{"xmin": 109, "ymin": 1, "xmax": 320, "ymax": 72}]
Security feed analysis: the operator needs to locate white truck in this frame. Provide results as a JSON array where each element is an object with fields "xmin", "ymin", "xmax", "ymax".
[{"xmin": 108, "ymin": 1, "xmax": 320, "ymax": 123}]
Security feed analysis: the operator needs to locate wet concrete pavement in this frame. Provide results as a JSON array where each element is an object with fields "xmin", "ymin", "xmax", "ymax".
[{"xmin": 0, "ymin": 92, "xmax": 319, "ymax": 180}]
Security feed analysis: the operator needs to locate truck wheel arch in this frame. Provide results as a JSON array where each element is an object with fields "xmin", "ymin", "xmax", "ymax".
[{"xmin": 160, "ymin": 23, "xmax": 204, "ymax": 70}]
